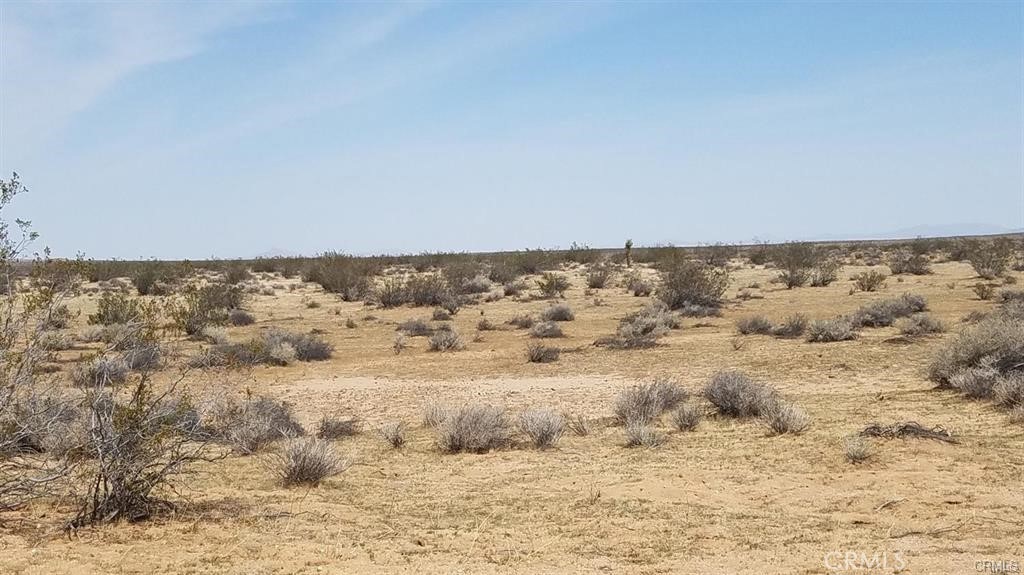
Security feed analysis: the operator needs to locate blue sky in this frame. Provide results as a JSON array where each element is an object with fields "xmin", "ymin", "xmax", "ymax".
[{"xmin": 1, "ymin": 1, "xmax": 1021, "ymax": 259}]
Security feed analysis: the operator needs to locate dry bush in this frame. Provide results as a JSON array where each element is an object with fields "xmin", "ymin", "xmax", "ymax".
[
  {"xmin": 967, "ymin": 238, "xmax": 1014, "ymax": 279},
  {"xmin": 392, "ymin": 334, "xmax": 408, "ymax": 355},
  {"xmin": 540, "ymin": 303, "xmax": 575, "ymax": 322},
  {"xmin": 896, "ymin": 313, "xmax": 945, "ymax": 336},
  {"xmin": 264, "ymin": 329, "xmax": 333, "ymax": 361},
  {"xmin": 272, "ymin": 437, "xmax": 346, "ymax": 487},
  {"xmin": 888, "ymin": 250, "xmax": 932, "ymax": 275},
  {"xmin": 88, "ymin": 292, "xmax": 156, "ymax": 326},
  {"xmin": 772, "ymin": 313, "xmax": 808, "ymax": 338},
  {"xmin": 736, "ymin": 315, "xmax": 773, "ymax": 335},
  {"xmin": 397, "ymin": 318, "xmax": 433, "ymax": 337},
  {"xmin": 529, "ymin": 321, "xmax": 564, "ymax": 339},
  {"xmin": 207, "ymin": 395, "xmax": 305, "ymax": 454},
  {"xmin": 428, "ymin": 329, "xmax": 464, "ymax": 352},
  {"xmin": 507, "ymin": 314, "xmax": 535, "ymax": 329},
  {"xmin": 71, "ymin": 356, "xmax": 129, "ymax": 387},
  {"xmin": 378, "ymin": 422, "xmax": 406, "ymax": 449},
  {"xmin": 37, "ymin": 332, "xmax": 73, "ymax": 351},
  {"xmin": 656, "ymin": 260, "xmax": 729, "ymax": 310},
  {"xmin": 851, "ymin": 294, "xmax": 928, "ymax": 328},
  {"xmin": 671, "ymin": 404, "xmax": 702, "ymax": 431},
  {"xmin": 973, "ymin": 283, "xmax": 996, "ymax": 300},
  {"xmin": 929, "ymin": 304, "xmax": 1024, "ymax": 388},
  {"xmin": 624, "ymin": 423, "xmax": 663, "ymax": 448},
  {"xmin": 993, "ymin": 373, "xmax": 1024, "ymax": 408},
  {"xmin": 317, "ymin": 416, "xmax": 360, "ymax": 439},
  {"xmin": 431, "ymin": 308, "xmax": 452, "ymax": 321},
  {"xmin": 806, "ymin": 317, "xmax": 856, "ymax": 342},
  {"xmin": 614, "ymin": 380, "xmax": 687, "ymax": 425},
  {"xmin": 843, "ymin": 435, "xmax": 872, "ymax": 463},
  {"xmin": 526, "ymin": 342, "xmax": 560, "ymax": 363},
  {"xmin": 852, "ymin": 270, "xmax": 887, "ymax": 292},
  {"xmin": 436, "ymin": 404, "xmax": 510, "ymax": 454},
  {"xmin": 762, "ymin": 401, "xmax": 810, "ymax": 435},
  {"xmin": 477, "ymin": 318, "xmax": 498, "ymax": 331},
  {"xmin": 1001, "ymin": 289, "xmax": 1024, "ymax": 304},
  {"xmin": 536, "ymin": 272, "xmax": 571, "ymax": 298},
  {"xmin": 702, "ymin": 371, "xmax": 776, "ymax": 418},
  {"xmin": 809, "ymin": 258, "xmax": 841, "ymax": 287},
  {"xmin": 302, "ymin": 252, "xmax": 377, "ymax": 301},
  {"xmin": 201, "ymin": 326, "xmax": 230, "ymax": 345},
  {"xmin": 518, "ymin": 409, "xmax": 565, "ymax": 449},
  {"xmin": 422, "ymin": 403, "xmax": 451, "ymax": 429},
  {"xmin": 585, "ymin": 264, "xmax": 614, "ymax": 289},
  {"xmin": 229, "ymin": 309, "xmax": 255, "ymax": 326},
  {"xmin": 565, "ymin": 413, "xmax": 591, "ymax": 436},
  {"xmin": 771, "ymin": 242, "xmax": 819, "ymax": 288}
]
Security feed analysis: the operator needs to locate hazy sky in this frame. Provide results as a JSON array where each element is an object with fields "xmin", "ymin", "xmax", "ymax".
[{"xmin": 1, "ymin": 2, "xmax": 1021, "ymax": 259}]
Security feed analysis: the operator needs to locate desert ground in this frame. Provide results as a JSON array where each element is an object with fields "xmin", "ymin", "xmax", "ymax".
[{"xmin": 1, "ymin": 255, "xmax": 1022, "ymax": 574}]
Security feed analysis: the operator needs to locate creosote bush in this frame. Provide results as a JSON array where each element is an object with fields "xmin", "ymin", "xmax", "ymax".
[
  {"xmin": 888, "ymin": 250, "xmax": 932, "ymax": 275},
  {"xmin": 852, "ymin": 270, "xmax": 887, "ymax": 292},
  {"xmin": 436, "ymin": 404, "xmax": 510, "ymax": 454},
  {"xmin": 966, "ymin": 238, "xmax": 1015, "ymax": 280},
  {"xmin": 585, "ymin": 264, "xmax": 614, "ymax": 289},
  {"xmin": 272, "ymin": 437, "xmax": 346, "ymax": 487},
  {"xmin": 656, "ymin": 260, "xmax": 729, "ymax": 310},
  {"xmin": 536, "ymin": 272, "xmax": 571, "ymax": 298},
  {"xmin": 518, "ymin": 409, "xmax": 565, "ymax": 449}
]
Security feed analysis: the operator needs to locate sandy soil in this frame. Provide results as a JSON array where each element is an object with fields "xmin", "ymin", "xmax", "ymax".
[{"xmin": 1, "ymin": 260, "xmax": 1021, "ymax": 574}]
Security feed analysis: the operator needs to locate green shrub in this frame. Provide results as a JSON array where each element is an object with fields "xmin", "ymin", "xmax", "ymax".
[{"xmin": 656, "ymin": 260, "xmax": 728, "ymax": 310}]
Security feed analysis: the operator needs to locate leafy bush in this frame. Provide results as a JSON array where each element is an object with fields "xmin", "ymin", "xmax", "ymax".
[
  {"xmin": 806, "ymin": 318, "xmax": 856, "ymax": 342},
  {"xmin": 771, "ymin": 242, "xmax": 819, "ymax": 288},
  {"xmin": 536, "ymin": 273, "xmax": 571, "ymax": 298},
  {"xmin": 518, "ymin": 409, "xmax": 565, "ymax": 449},
  {"xmin": 540, "ymin": 304, "xmax": 574, "ymax": 322},
  {"xmin": 656, "ymin": 260, "xmax": 728, "ymax": 310},
  {"xmin": 888, "ymin": 250, "xmax": 932, "ymax": 275},
  {"xmin": 809, "ymin": 258, "xmax": 841, "ymax": 287},
  {"xmin": 852, "ymin": 270, "xmax": 887, "ymax": 292},
  {"xmin": 88, "ymin": 292, "xmax": 154, "ymax": 326},
  {"xmin": 614, "ymin": 380, "xmax": 687, "ymax": 425},
  {"xmin": 967, "ymin": 238, "xmax": 1015, "ymax": 279},
  {"xmin": 851, "ymin": 294, "xmax": 927, "ymax": 327},
  {"xmin": 303, "ymin": 252, "xmax": 378, "ymax": 301},
  {"xmin": 703, "ymin": 371, "xmax": 776, "ymax": 417},
  {"xmin": 529, "ymin": 321, "xmax": 563, "ymax": 339},
  {"xmin": 405, "ymin": 274, "xmax": 454, "ymax": 308},
  {"xmin": 736, "ymin": 315, "xmax": 773, "ymax": 335},
  {"xmin": 167, "ymin": 284, "xmax": 245, "ymax": 336},
  {"xmin": 436, "ymin": 404, "xmax": 510, "ymax": 454},
  {"xmin": 526, "ymin": 343, "xmax": 560, "ymax": 363},
  {"xmin": 272, "ymin": 438, "xmax": 346, "ymax": 486}
]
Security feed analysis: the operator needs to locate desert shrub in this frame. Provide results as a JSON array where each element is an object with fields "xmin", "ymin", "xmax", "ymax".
[
  {"xmin": 436, "ymin": 404, "xmax": 510, "ymax": 454},
  {"xmin": 88, "ymin": 292, "xmax": 154, "ymax": 326},
  {"xmin": 477, "ymin": 318, "xmax": 497, "ymax": 331},
  {"xmin": 39, "ymin": 304, "xmax": 73, "ymax": 330},
  {"xmin": 585, "ymin": 264, "xmax": 614, "ymax": 289},
  {"xmin": 843, "ymin": 435, "xmax": 872, "ymax": 463},
  {"xmin": 428, "ymin": 329, "xmax": 464, "ymax": 352},
  {"xmin": 656, "ymin": 260, "xmax": 728, "ymax": 310},
  {"xmin": 896, "ymin": 313, "xmax": 945, "ymax": 336},
  {"xmin": 397, "ymin": 318, "xmax": 433, "ymax": 337},
  {"xmin": 614, "ymin": 380, "xmax": 687, "ymax": 425},
  {"xmin": 316, "ymin": 416, "xmax": 359, "ymax": 439},
  {"xmin": 762, "ymin": 401, "xmax": 810, "ymax": 435},
  {"xmin": 518, "ymin": 409, "xmax": 565, "ymax": 449},
  {"xmin": 432, "ymin": 308, "xmax": 452, "ymax": 322},
  {"xmin": 526, "ymin": 342, "xmax": 560, "ymax": 363},
  {"xmin": 736, "ymin": 315, "xmax": 773, "ymax": 335},
  {"xmin": 772, "ymin": 313, "xmax": 808, "ymax": 338},
  {"xmin": 303, "ymin": 252, "xmax": 377, "ymax": 301},
  {"xmin": 167, "ymin": 284, "xmax": 245, "ymax": 336},
  {"xmin": 999, "ymin": 289, "xmax": 1024, "ymax": 304},
  {"xmin": 966, "ymin": 238, "xmax": 1015, "ymax": 279},
  {"xmin": 202, "ymin": 326, "xmax": 230, "ymax": 345},
  {"xmin": 264, "ymin": 329, "xmax": 332, "ymax": 361},
  {"xmin": 392, "ymin": 334, "xmax": 408, "ymax": 355},
  {"xmin": 536, "ymin": 273, "xmax": 571, "ymax": 298},
  {"xmin": 378, "ymin": 422, "xmax": 406, "ymax": 448},
  {"xmin": 809, "ymin": 258, "xmax": 841, "ymax": 287},
  {"xmin": 228, "ymin": 309, "xmax": 255, "ymax": 326},
  {"xmin": 973, "ymin": 283, "xmax": 996, "ymax": 300},
  {"xmin": 422, "ymin": 403, "xmax": 451, "ymax": 429},
  {"xmin": 993, "ymin": 373, "xmax": 1024, "ymax": 408},
  {"xmin": 947, "ymin": 364, "xmax": 1000, "ymax": 399},
  {"xmin": 702, "ymin": 371, "xmax": 776, "ymax": 417},
  {"xmin": 37, "ymin": 332, "xmax": 73, "ymax": 351},
  {"xmin": 671, "ymin": 404, "xmax": 702, "ymax": 431},
  {"xmin": 852, "ymin": 270, "xmax": 887, "ymax": 292},
  {"xmin": 599, "ymin": 301, "xmax": 680, "ymax": 349},
  {"xmin": 888, "ymin": 250, "xmax": 932, "ymax": 275},
  {"xmin": 771, "ymin": 242, "xmax": 819, "ymax": 288},
  {"xmin": 487, "ymin": 260, "xmax": 519, "ymax": 285},
  {"xmin": 624, "ymin": 423, "xmax": 663, "ymax": 448},
  {"xmin": 272, "ymin": 437, "xmax": 346, "ymax": 487},
  {"xmin": 71, "ymin": 356, "xmax": 129, "ymax": 387},
  {"xmin": 406, "ymin": 273, "xmax": 455, "ymax": 308},
  {"xmin": 120, "ymin": 343, "xmax": 162, "ymax": 371},
  {"xmin": 695, "ymin": 242, "xmax": 737, "ymax": 267},
  {"xmin": 851, "ymin": 294, "xmax": 927, "ymax": 327},
  {"xmin": 806, "ymin": 317, "xmax": 856, "ymax": 342},
  {"xmin": 529, "ymin": 321, "xmax": 563, "ymax": 339},
  {"xmin": 928, "ymin": 305, "xmax": 1024, "ymax": 388},
  {"xmin": 208, "ymin": 395, "xmax": 305, "ymax": 454},
  {"xmin": 376, "ymin": 277, "xmax": 408, "ymax": 308},
  {"xmin": 507, "ymin": 314, "xmax": 535, "ymax": 329},
  {"xmin": 223, "ymin": 264, "xmax": 251, "ymax": 285},
  {"xmin": 540, "ymin": 303, "xmax": 574, "ymax": 322},
  {"xmin": 459, "ymin": 275, "xmax": 492, "ymax": 295},
  {"xmin": 623, "ymin": 271, "xmax": 653, "ymax": 297},
  {"xmin": 503, "ymin": 281, "xmax": 528, "ymax": 297}
]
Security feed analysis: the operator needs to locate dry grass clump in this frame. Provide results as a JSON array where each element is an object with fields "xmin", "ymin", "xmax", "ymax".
[
  {"xmin": 703, "ymin": 371, "xmax": 777, "ymax": 418},
  {"xmin": 506, "ymin": 314, "xmax": 535, "ymax": 329},
  {"xmin": 477, "ymin": 318, "xmax": 498, "ymax": 331},
  {"xmin": 431, "ymin": 308, "xmax": 452, "ymax": 321},
  {"xmin": 228, "ymin": 309, "xmax": 255, "ymax": 326},
  {"xmin": 806, "ymin": 317, "xmax": 856, "ymax": 342},
  {"xmin": 207, "ymin": 395, "xmax": 305, "ymax": 454},
  {"xmin": 852, "ymin": 270, "xmax": 887, "ymax": 292},
  {"xmin": 851, "ymin": 294, "xmax": 927, "ymax": 327},
  {"xmin": 761, "ymin": 401, "xmax": 811, "ymax": 435},
  {"xmin": 518, "ymin": 409, "xmax": 565, "ymax": 449},
  {"xmin": 378, "ymin": 422, "xmax": 407, "ymax": 449},
  {"xmin": 316, "ymin": 416, "xmax": 360, "ymax": 439},
  {"xmin": 428, "ymin": 329, "xmax": 464, "ymax": 352},
  {"xmin": 860, "ymin": 422, "xmax": 957, "ymax": 443},
  {"xmin": 624, "ymin": 423, "xmax": 663, "ymax": 448},
  {"xmin": 772, "ymin": 313, "xmax": 808, "ymax": 338},
  {"xmin": 272, "ymin": 437, "xmax": 347, "ymax": 486},
  {"xmin": 843, "ymin": 435, "xmax": 872, "ymax": 463},
  {"xmin": 736, "ymin": 315, "xmax": 773, "ymax": 335},
  {"xmin": 614, "ymin": 380, "xmax": 687, "ymax": 425},
  {"xmin": 565, "ymin": 413, "xmax": 591, "ymax": 436},
  {"xmin": 671, "ymin": 404, "xmax": 702, "ymax": 431},
  {"xmin": 540, "ymin": 303, "xmax": 575, "ymax": 322},
  {"xmin": 422, "ymin": 403, "xmax": 452, "ymax": 429},
  {"xmin": 526, "ymin": 342, "xmax": 560, "ymax": 363},
  {"xmin": 436, "ymin": 404, "xmax": 510, "ymax": 454},
  {"xmin": 397, "ymin": 318, "xmax": 433, "ymax": 336},
  {"xmin": 71, "ymin": 355, "xmax": 129, "ymax": 387},
  {"xmin": 993, "ymin": 373, "xmax": 1024, "ymax": 409},
  {"xmin": 896, "ymin": 313, "xmax": 945, "ymax": 336},
  {"xmin": 529, "ymin": 321, "xmax": 564, "ymax": 338}
]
